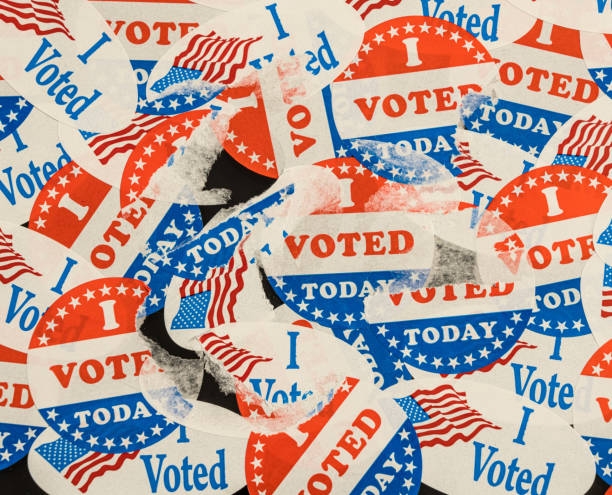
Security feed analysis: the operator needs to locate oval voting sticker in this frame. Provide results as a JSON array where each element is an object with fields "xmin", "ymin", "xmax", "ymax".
[
  {"xmin": 146, "ymin": 0, "xmax": 363, "ymax": 103},
  {"xmin": 244, "ymin": 377, "xmax": 422, "ymax": 495},
  {"xmin": 28, "ymin": 161, "xmax": 203, "ymax": 316},
  {"xmin": 29, "ymin": 424, "xmax": 247, "ymax": 495},
  {"xmin": 0, "ymin": 0, "xmax": 137, "ymax": 132},
  {"xmin": 27, "ymin": 277, "xmax": 178, "ymax": 453},
  {"xmin": 580, "ymin": 32, "xmax": 612, "ymax": 101},
  {"xmin": 388, "ymin": 378, "xmax": 595, "ymax": 494},
  {"xmin": 503, "ymin": 0, "xmax": 612, "ymax": 34},
  {"xmin": 363, "ymin": 273, "xmax": 535, "ymax": 376},
  {"xmin": 0, "ymin": 221, "xmax": 100, "ymax": 352},
  {"xmin": 477, "ymin": 165, "xmax": 612, "ymax": 366},
  {"xmin": 581, "ymin": 255, "xmax": 612, "ymax": 346},
  {"xmin": 325, "ymin": 15, "xmax": 497, "ymax": 180},
  {"xmin": 432, "ymin": 325, "xmax": 599, "ymax": 423},
  {"xmin": 573, "ymin": 338, "xmax": 612, "ymax": 485},
  {"xmin": 0, "ymin": 85, "xmax": 71, "ymax": 224},
  {"xmin": 462, "ymin": 21, "xmax": 601, "ymax": 159},
  {"xmin": 0, "ymin": 345, "xmax": 45, "ymax": 471}
]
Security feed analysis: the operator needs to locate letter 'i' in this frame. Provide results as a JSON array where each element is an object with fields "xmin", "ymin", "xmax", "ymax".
[
  {"xmin": 513, "ymin": 406, "xmax": 534, "ymax": 445},
  {"xmin": 77, "ymin": 32, "xmax": 112, "ymax": 65},
  {"xmin": 287, "ymin": 330, "xmax": 300, "ymax": 369},
  {"xmin": 99, "ymin": 299, "xmax": 120, "ymax": 330},
  {"xmin": 265, "ymin": 3, "xmax": 290, "ymax": 40}
]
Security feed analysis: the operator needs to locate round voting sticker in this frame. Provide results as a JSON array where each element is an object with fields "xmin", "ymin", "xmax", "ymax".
[{"xmin": 27, "ymin": 277, "xmax": 177, "ymax": 453}]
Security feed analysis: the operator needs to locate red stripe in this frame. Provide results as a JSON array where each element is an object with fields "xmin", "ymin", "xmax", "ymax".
[
  {"xmin": 64, "ymin": 452, "xmax": 101, "ymax": 479},
  {"xmin": 77, "ymin": 451, "xmax": 139, "ymax": 493}
]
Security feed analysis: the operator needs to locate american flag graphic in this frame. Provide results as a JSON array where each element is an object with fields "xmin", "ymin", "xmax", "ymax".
[
  {"xmin": 36, "ymin": 437, "xmax": 139, "ymax": 493},
  {"xmin": 199, "ymin": 331, "xmax": 272, "ymax": 382},
  {"xmin": 598, "ymin": 219, "xmax": 612, "ymax": 247},
  {"xmin": 602, "ymin": 264, "xmax": 612, "ymax": 318},
  {"xmin": 553, "ymin": 115, "xmax": 612, "ymax": 176},
  {"xmin": 0, "ymin": 0, "xmax": 73, "ymax": 39},
  {"xmin": 452, "ymin": 142, "xmax": 502, "ymax": 190},
  {"xmin": 171, "ymin": 246, "xmax": 248, "ymax": 329},
  {"xmin": 395, "ymin": 384, "xmax": 501, "ymax": 448},
  {"xmin": 344, "ymin": 0, "xmax": 401, "ymax": 19},
  {"xmin": 150, "ymin": 30, "xmax": 262, "ymax": 94},
  {"xmin": 80, "ymin": 114, "xmax": 169, "ymax": 165},
  {"xmin": 0, "ymin": 227, "xmax": 41, "ymax": 283}
]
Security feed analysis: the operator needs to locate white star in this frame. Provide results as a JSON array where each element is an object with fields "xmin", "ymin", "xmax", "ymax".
[
  {"xmin": 87, "ymin": 435, "xmax": 99, "ymax": 447},
  {"xmin": 373, "ymin": 33, "xmax": 385, "ymax": 44},
  {"xmin": 419, "ymin": 22, "xmax": 431, "ymax": 32},
  {"xmin": 360, "ymin": 43, "xmax": 372, "ymax": 54},
  {"xmin": 249, "ymin": 151, "xmax": 260, "ymax": 163},
  {"xmin": 120, "ymin": 436, "xmax": 132, "ymax": 448},
  {"xmin": 133, "ymin": 286, "xmax": 145, "ymax": 297},
  {"xmin": 13, "ymin": 439, "xmax": 25, "ymax": 451},
  {"xmin": 327, "ymin": 312, "xmax": 338, "ymax": 323},
  {"xmin": 253, "ymin": 439, "xmax": 265, "ymax": 452},
  {"xmin": 465, "ymin": 354, "xmax": 475, "ymax": 365},
  {"xmin": 57, "ymin": 419, "xmax": 70, "ymax": 431},
  {"xmin": 100, "ymin": 285, "xmax": 112, "ymax": 296},
  {"xmin": 71, "ymin": 430, "xmax": 83, "ymax": 441},
  {"xmin": 151, "ymin": 424, "xmax": 163, "ymax": 436},
  {"xmin": 387, "ymin": 26, "xmax": 399, "ymax": 37},
  {"xmin": 25, "ymin": 428, "xmax": 37, "ymax": 439},
  {"xmin": 136, "ymin": 431, "xmax": 148, "ymax": 443},
  {"xmin": 297, "ymin": 300, "xmax": 308, "ymax": 311},
  {"xmin": 103, "ymin": 437, "xmax": 115, "ymax": 449},
  {"xmin": 416, "ymin": 353, "xmax": 427, "ymax": 365},
  {"xmin": 388, "ymin": 336, "xmax": 399, "ymax": 348},
  {"xmin": 34, "ymin": 217, "xmax": 46, "ymax": 229}
]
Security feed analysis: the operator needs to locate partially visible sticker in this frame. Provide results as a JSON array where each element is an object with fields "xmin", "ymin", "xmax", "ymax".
[{"xmin": 27, "ymin": 277, "xmax": 178, "ymax": 453}]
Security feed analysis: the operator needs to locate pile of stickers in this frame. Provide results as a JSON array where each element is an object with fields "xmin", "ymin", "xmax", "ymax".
[{"xmin": 1, "ymin": 0, "xmax": 612, "ymax": 493}]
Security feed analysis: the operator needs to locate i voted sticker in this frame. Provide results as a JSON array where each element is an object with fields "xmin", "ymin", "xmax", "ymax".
[
  {"xmin": 244, "ymin": 377, "xmax": 422, "ymax": 495},
  {"xmin": 477, "ymin": 165, "xmax": 612, "ymax": 370},
  {"xmin": 0, "ymin": 345, "xmax": 45, "ymax": 471},
  {"xmin": 573, "ymin": 338, "xmax": 612, "ymax": 485},
  {"xmin": 28, "ymin": 424, "xmax": 247, "ymax": 494},
  {"xmin": 28, "ymin": 161, "xmax": 203, "ymax": 316},
  {"xmin": 462, "ymin": 21, "xmax": 601, "ymax": 159},
  {"xmin": 27, "ymin": 277, "xmax": 178, "ymax": 453},
  {"xmin": 0, "ymin": 221, "xmax": 100, "ymax": 352},
  {"xmin": 260, "ymin": 158, "xmax": 437, "ymax": 386},
  {"xmin": 325, "ymin": 15, "xmax": 497, "ymax": 180},
  {"xmin": 364, "ymin": 275, "xmax": 534, "ymax": 375},
  {"xmin": 581, "ymin": 255, "xmax": 612, "ymax": 346},
  {"xmin": 0, "ymin": 0, "xmax": 137, "ymax": 132},
  {"xmin": 388, "ymin": 378, "xmax": 595, "ymax": 494}
]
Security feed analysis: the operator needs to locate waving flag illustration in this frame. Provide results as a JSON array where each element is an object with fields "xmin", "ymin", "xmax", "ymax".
[
  {"xmin": 171, "ymin": 245, "xmax": 249, "ymax": 330},
  {"xmin": 199, "ymin": 331, "xmax": 272, "ymax": 382},
  {"xmin": 150, "ymin": 30, "xmax": 262, "ymax": 94},
  {"xmin": 452, "ymin": 141, "xmax": 502, "ymax": 191},
  {"xmin": 79, "ymin": 113, "xmax": 169, "ymax": 165},
  {"xmin": 344, "ymin": 0, "xmax": 401, "ymax": 19},
  {"xmin": 553, "ymin": 116, "xmax": 612, "ymax": 175},
  {"xmin": 395, "ymin": 384, "xmax": 501, "ymax": 448},
  {"xmin": 36, "ymin": 437, "xmax": 139, "ymax": 493},
  {"xmin": 0, "ymin": 227, "xmax": 41, "ymax": 283},
  {"xmin": 0, "ymin": 0, "xmax": 73, "ymax": 39}
]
